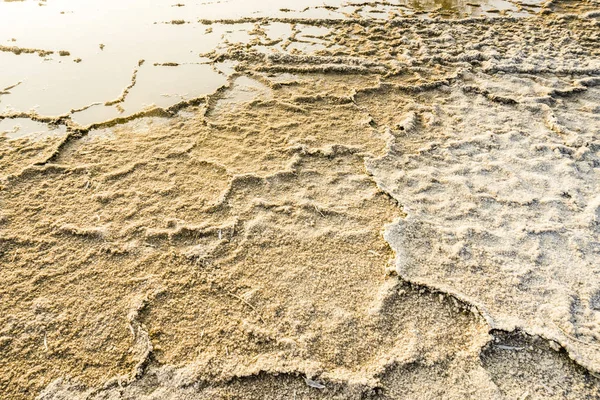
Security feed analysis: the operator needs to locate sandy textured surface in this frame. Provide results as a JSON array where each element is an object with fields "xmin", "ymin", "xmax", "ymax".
[{"xmin": 1, "ymin": 1, "xmax": 600, "ymax": 399}]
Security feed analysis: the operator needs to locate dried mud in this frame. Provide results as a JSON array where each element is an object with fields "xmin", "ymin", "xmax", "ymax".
[{"xmin": 2, "ymin": 1, "xmax": 600, "ymax": 399}]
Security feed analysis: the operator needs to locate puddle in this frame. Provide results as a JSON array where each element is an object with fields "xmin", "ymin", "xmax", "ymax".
[{"xmin": 0, "ymin": 117, "xmax": 66, "ymax": 140}]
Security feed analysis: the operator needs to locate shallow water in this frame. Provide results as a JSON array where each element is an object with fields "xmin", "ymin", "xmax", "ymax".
[{"xmin": 0, "ymin": 0, "xmax": 545, "ymax": 133}]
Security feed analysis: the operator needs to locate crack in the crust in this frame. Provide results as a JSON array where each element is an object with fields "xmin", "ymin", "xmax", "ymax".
[
  {"xmin": 74, "ymin": 287, "xmax": 166, "ymax": 395},
  {"xmin": 0, "ymin": 111, "xmax": 71, "ymax": 126},
  {"xmin": 127, "ymin": 288, "xmax": 165, "ymax": 380},
  {"xmin": 482, "ymin": 328, "xmax": 600, "ymax": 381},
  {"xmin": 0, "ymin": 81, "xmax": 22, "ymax": 96},
  {"xmin": 104, "ymin": 61, "xmax": 144, "ymax": 107},
  {"xmin": 483, "ymin": 65, "xmax": 600, "ymax": 75},
  {"xmin": 0, "ymin": 44, "xmax": 55, "ymax": 57},
  {"xmin": 462, "ymin": 85, "xmax": 520, "ymax": 105},
  {"xmin": 462, "ymin": 76, "xmax": 600, "ymax": 106},
  {"xmin": 0, "ymin": 44, "xmax": 78, "ymax": 60},
  {"xmin": 69, "ymin": 102, "xmax": 103, "ymax": 114}
]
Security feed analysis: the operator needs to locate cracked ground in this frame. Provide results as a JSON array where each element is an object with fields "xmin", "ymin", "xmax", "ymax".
[{"xmin": 1, "ymin": 0, "xmax": 600, "ymax": 399}]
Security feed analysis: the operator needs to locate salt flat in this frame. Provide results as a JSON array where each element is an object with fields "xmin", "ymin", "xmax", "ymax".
[{"xmin": 1, "ymin": 1, "xmax": 599, "ymax": 399}]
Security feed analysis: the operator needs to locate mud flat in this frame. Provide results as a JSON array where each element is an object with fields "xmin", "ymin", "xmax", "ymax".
[{"xmin": 1, "ymin": 0, "xmax": 600, "ymax": 399}]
